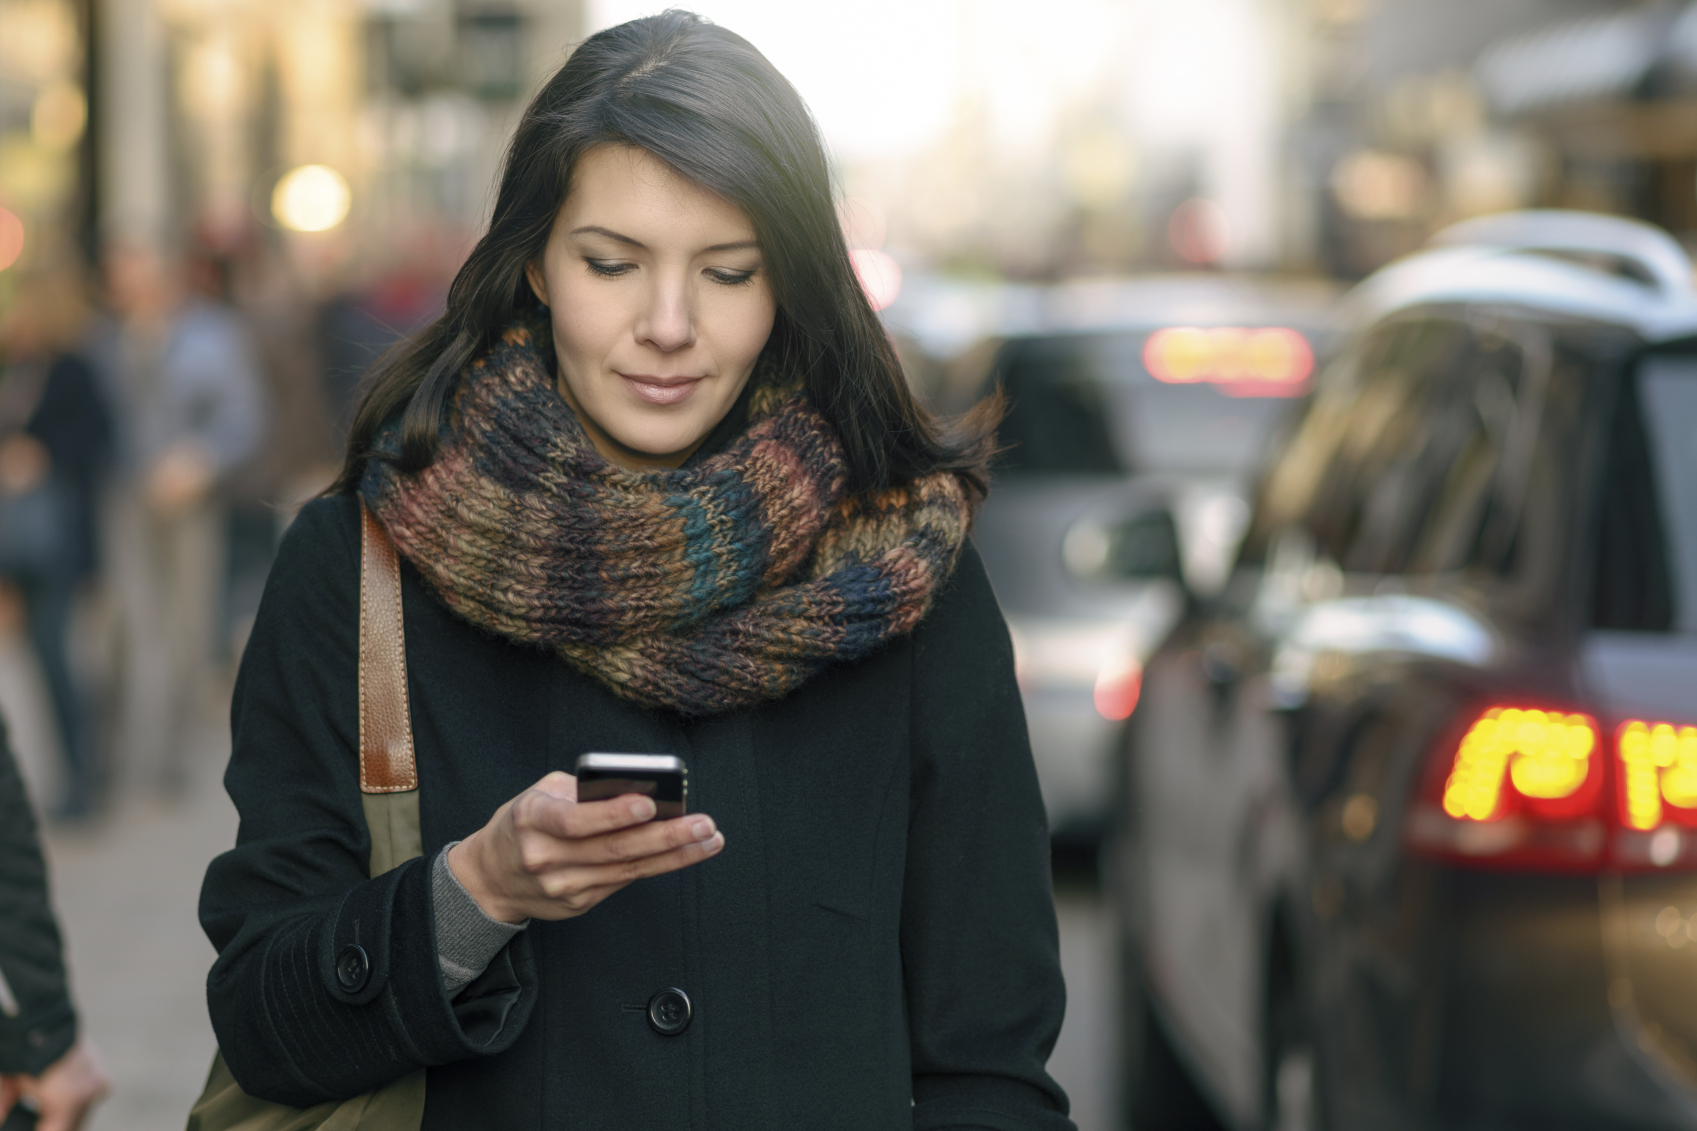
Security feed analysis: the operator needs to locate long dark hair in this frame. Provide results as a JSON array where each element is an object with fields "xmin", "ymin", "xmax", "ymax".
[{"xmin": 332, "ymin": 9, "xmax": 997, "ymax": 497}]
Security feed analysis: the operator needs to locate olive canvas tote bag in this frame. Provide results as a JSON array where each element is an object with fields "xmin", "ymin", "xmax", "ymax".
[{"xmin": 187, "ymin": 505, "xmax": 427, "ymax": 1131}]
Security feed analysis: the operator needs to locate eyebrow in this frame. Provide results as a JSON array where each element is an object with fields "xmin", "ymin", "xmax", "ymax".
[{"xmin": 569, "ymin": 225, "xmax": 759, "ymax": 253}]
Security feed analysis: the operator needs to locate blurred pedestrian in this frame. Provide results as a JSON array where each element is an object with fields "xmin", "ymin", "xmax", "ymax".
[
  {"xmin": 0, "ymin": 717, "xmax": 110, "ymax": 1130},
  {"xmin": 0, "ymin": 271, "xmax": 114, "ymax": 819},
  {"xmin": 196, "ymin": 12, "xmax": 1070, "ymax": 1130},
  {"xmin": 92, "ymin": 244, "xmax": 263, "ymax": 797}
]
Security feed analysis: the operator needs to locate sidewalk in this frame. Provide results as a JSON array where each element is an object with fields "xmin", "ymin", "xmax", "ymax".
[{"xmin": 40, "ymin": 708, "xmax": 235, "ymax": 1131}]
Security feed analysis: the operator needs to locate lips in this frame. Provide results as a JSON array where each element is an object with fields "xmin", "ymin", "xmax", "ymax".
[{"xmin": 620, "ymin": 373, "xmax": 704, "ymax": 406}]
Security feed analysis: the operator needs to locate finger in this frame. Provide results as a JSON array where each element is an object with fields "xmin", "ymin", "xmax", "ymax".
[
  {"xmin": 584, "ymin": 814, "xmax": 719, "ymax": 866},
  {"xmin": 520, "ymin": 791, "xmax": 657, "ymax": 841},
  {"xmin": 567, "ymin": 829, "xmax": 726, "ymax": 889},
  {"xmin": 35, "ymin": 1102, "xmax": 72, "ymax": 1131}
]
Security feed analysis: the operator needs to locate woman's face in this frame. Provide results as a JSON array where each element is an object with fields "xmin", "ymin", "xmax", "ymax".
[{"xmin": 525, "ymin": 145, "xmax": 776, "ymax": 470}]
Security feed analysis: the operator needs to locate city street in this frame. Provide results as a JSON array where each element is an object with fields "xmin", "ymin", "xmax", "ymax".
[{"xmin": 22, "ymin": 678, "xmax": 1119, "ymax": 1131}]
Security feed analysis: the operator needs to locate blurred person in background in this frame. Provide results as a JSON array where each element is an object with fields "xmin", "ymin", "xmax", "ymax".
[
  {"xmin": 182, "ymin": 232, "xmax": 338, "ymax": 662},
  {"xmin": 93, "ymin": 244, "xmax": 264, "ymax": 798},
  {"xmin": 0, "ymin": 719, "xmax": 109, "ymax": 1130},
  {"xmin": 0, "ymin": 272, "xmax": 114, "ymax": 820}
]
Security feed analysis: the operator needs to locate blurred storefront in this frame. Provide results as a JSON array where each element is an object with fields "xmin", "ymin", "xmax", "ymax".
[
  {"xmin": 0, "ymin": 0, "xmax": 93, "ymax": 281},
  {"xmin": 1307, "ymin": 0, "xmax": 1697, "ymax": 277},
  {"xmin": 0, "ymin": 0, "xmax": 583, "ymax": 285},
  {"xmin": 1474, "ymin": 3, "xmax": 1697, "ymax": 239}
]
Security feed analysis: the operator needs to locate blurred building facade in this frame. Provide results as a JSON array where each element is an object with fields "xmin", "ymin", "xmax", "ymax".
[
  {"xmin": 1307, "ymin": 0, "xmax": 1697, "ymax": 278},
  {"xmin": 0, "ymin": 0, "xmax": 584, "ymax": 288},
  {"xmin": 10, "ymin": 0, "xmax": 1697, "ymax": 304}
]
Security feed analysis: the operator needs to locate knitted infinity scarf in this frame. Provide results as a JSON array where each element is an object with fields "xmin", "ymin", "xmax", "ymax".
[{"xmin": 359, "ymin": 319, "xmax": 973, "ymax": 716}]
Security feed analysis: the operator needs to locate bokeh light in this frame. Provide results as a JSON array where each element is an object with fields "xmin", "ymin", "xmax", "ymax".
[
  {"xmin": 30, "ymin": 82, "xmax": 86, "ymax": 150},
  {"xmin": 271, "ymin": 164, "xmax": 351, "ymax": 233},
  {"xmin": 1143, "ymin": 326, "xmax": 1314, "ymax": 389},
  {"xmin": 850, "ymin": 248, "xmax": 902, "ymax": 312},
  {"xmin": 1168, "ymin": 198, "xmax": 1230, "ymax": 264}
]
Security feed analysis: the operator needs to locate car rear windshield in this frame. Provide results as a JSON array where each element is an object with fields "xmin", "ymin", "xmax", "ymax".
[
  {"xmin": 990, "ymin": 330, "xmax": 1306, "ymax": 476},
  {"xmin": 1630, "ymin": 356, "xmax": 1697, "ymax": 631}
]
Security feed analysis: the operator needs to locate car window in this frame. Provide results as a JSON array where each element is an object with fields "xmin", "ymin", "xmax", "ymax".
[
  {"xmin": 1272, "ymin": 318, "xmax": 1471, "ymax": 570},
  {"xmin": 1399, "ymin": 324, "xmax": 1532, "ymax": 575},
  {"xmin": 1331, "ymin": 320, "xmax": 1482, "ymax": 573},
  {"xmin": 1600, "ymin": 354, "xmax": 1697, "ymax": 632},
  {"xmin": 1245, "ymin": 312, "xmax": 1571, "ymax": 588},
  {"xmin": 990, "ymin": 331, "xmax": 1303, "ymax": 476}
]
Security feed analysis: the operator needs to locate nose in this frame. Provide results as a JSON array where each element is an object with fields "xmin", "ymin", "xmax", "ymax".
[{"xmin": 635, "ymin": 270, "xmax": 695, "ymax": 353}]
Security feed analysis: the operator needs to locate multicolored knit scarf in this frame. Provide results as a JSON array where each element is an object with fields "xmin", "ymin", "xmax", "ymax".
[{"xmin": 359, "ymin": 319, "xmax": 973, "ymax": 716}]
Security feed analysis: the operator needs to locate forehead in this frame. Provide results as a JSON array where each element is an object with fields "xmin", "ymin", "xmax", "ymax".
[{"xmin": 560, "ymin": 144, "xmax": 754, "ymax": 239}]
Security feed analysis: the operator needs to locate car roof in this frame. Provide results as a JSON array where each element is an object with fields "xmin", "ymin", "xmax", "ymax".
[{"xmin": 1347, "ymin": 210, "xmax": 1697, "ymax": 345}]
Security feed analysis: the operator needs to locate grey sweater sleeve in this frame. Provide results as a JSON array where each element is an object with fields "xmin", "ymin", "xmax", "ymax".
[{"xmin": 432, "ymin": 844, "xmax": 528, "ymax": 998}]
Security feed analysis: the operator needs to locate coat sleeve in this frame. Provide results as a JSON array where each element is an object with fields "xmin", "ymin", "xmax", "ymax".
[
  {"xmin": 0, "ymin": 722, "xmax": 77, "ymax": 1076},
  {"xmin": 904, "ymin": 544, "xmax": 1075, "ymax": 1131},
  {"xmin": 198, "ymin": 495, "xmax": 537, "ymax": 1107}
]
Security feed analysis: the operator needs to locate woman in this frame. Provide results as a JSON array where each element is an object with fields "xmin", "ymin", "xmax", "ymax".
[{"xmin": 200, "ymin": 12, "xmax": 1072, "ymax": 1129}]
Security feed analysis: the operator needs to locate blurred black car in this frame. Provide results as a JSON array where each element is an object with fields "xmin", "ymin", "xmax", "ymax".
[
  {"xmin": 958, "ymin": 276, "xmax": 1339, "ymax": 844},
  {"xmin": 1110, "ymin": 211, "xmax": 1697, "ymax": 1129}
]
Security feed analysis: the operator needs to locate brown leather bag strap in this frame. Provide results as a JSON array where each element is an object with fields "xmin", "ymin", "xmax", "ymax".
[{"xmin": 359, "ymin": 503, "xmax": 417, "ymax": 793}]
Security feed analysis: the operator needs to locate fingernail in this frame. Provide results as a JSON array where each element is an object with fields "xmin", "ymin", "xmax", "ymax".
[
  {"xmin": 630, "ymin": 798, "xmax": 655, "ymax": 820},
  {"xmin": 704, "ymin": 832, "xmax": 724, "ymax": 853},
  {"xmin": 691, "ymin": 816, "xmax": 715, "ymax": 839}
]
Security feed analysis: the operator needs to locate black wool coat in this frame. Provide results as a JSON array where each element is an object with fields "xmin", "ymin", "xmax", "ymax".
[
  {"xmin": 0, "ymin": 721, "xmax": 77, "ymax": 1076},
  {"xmin": 200, "ymin": 493, "xmax": 1074, "ymax": 1130}
]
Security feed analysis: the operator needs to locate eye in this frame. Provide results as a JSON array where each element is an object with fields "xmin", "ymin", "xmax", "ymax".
[
  {"xmin": 706, "ymin": 267, "xmax": 758, "ymax": 287},
  {"xmin": 584, "ymin": 259, "xmax": 634, "ymax": 278}
]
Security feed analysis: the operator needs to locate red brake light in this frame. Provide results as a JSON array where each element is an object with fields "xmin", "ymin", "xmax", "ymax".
[
  {"xmin": 1441, "ymin": 708, "xmax": 1601, "ymax": 821},
  {"xmin": 1616, "ymin": 720, "xmax": 1697, "ymax": 830},
  {"xmin": 1408, "ymin": 705, "xmax": 1607, "ymax": 870},
  {"xmin": 1093, "ymin": 660, "xmax": 1142, "ymax": 721},
  {"xmin": 1407, "ymin": 704, "xmax": 1697, "ymax": 871}
]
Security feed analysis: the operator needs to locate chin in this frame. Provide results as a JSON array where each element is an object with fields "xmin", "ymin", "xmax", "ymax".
[{"xmin": 612, "ymin": 427, "xmax": 702, "ymax": 462}]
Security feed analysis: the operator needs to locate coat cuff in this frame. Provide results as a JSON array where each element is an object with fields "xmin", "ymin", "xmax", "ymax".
[
  {"xmin": 0, "ymin": 998, "xmax": 76, "ymax": 1076},
  {"xmin": 230, "ymin": 854, "xmax": 537, "ymax": 1105},
  {"xmin": 912, "ymin": 1075, "xmax": 1076, "ymax": 1131}
]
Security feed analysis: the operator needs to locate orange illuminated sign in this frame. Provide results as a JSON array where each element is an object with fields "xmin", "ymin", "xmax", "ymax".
[{"xmin": 1142, "ymin": 327, "xmax": 1313, "ymax": 394}]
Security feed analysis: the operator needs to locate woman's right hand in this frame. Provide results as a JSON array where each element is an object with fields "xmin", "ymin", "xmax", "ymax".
[{"xmin": 446, "ymin": 771, "xmax": 723, "ymax": 923}]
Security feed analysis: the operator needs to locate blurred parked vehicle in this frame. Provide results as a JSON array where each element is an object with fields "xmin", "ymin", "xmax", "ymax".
[
  {"xmin": 1111, "ymin": 211, "xmax": 1697, "ymax": 1129},
  {"xmin": 950, "ymin": 276, "xmax": 1339, "ymax": 844}
]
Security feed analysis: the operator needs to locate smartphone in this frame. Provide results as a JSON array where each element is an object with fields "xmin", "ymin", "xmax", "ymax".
[{"xmin": 574, "ymin": 753, "xmax": 689, "ymax": 819}]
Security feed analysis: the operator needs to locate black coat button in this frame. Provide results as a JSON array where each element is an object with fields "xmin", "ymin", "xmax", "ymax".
[
  {"xmin": 336, "ymin": 944, "xmax": 371, "ymax": 993},
  {"xmin": 647, "ymin": 988, "xmax": 691, "ymax": 1036}
]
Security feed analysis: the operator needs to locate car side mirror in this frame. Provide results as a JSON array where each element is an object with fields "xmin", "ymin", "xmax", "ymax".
[{"xmin": 1063, "ymin": 509, "xmax": 1185, "ymax": 586}]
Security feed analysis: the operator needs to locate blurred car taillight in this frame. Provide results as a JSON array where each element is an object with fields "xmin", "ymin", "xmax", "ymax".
[
  {"xmin": 1142, "ymin": 326, "xmax": 1313, "ymax": 396},
  {"xmin": 1407, "ymin": 705, "xmax": 1697, "ymax": 871},
  {"xmin": 1092, "ymin": 659, "xmax": 1142, "ymax": 721}
]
